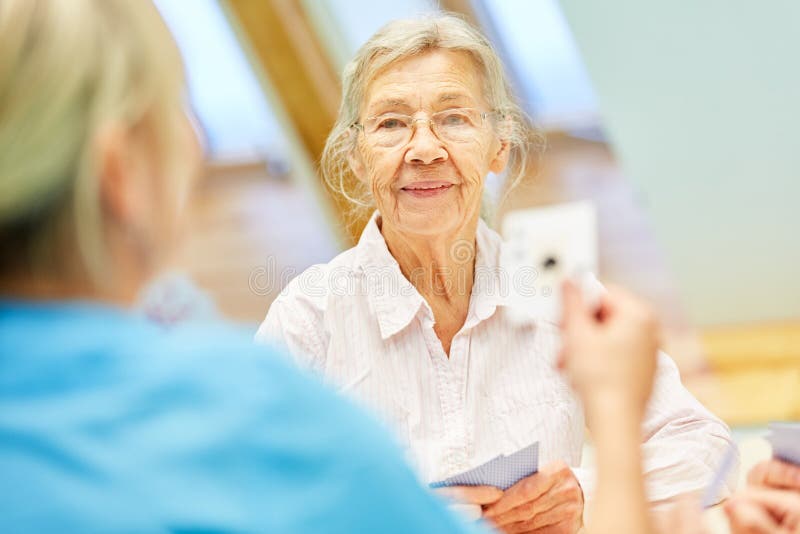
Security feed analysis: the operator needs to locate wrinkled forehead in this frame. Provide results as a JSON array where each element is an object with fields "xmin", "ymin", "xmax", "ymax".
[{"xmin": 362, "ymin": 49, "xmax": 488, "ymax": 117}]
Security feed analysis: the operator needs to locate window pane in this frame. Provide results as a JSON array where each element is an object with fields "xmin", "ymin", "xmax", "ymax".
[
  {"xmin": 479, "ymin": 0, "xmax": 599, "ymax": 128},
  {"xmin": 155, "ymin": 0, "xmax": 288, "ymax": 162}
]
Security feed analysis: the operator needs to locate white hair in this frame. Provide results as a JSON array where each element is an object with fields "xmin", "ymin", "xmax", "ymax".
[
  {"xmin": 0, "ymin": 0, "xmax": 185, "ymax": 284},
  {"xmin": 320, "ymin": 13, "xmax": 544, "ymax": 229}
]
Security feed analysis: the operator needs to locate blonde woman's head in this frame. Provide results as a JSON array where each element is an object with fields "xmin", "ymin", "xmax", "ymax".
[{"xmin": 0, "ymin": 0, "xmax": 201, "ymax": 296}]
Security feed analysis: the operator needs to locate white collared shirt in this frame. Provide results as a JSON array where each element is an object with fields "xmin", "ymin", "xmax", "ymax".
[{"xmin": 256, "ymin": 213, "xmax": 737, "ymax": 502}]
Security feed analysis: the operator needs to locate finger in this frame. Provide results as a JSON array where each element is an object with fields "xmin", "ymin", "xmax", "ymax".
[
  {"xmin": 591, "ymin": 291, "xmax": 614, "ymax": 323},
  {"xmin": 762, "ymin": 460, "xmax": 800, "ymax": 490},
  {"xmin": 748, "ymin": 462, "xmax": 769, "ymax": 486},
  {"xmin": 737, "ymin": 488, "xmax": 800, "ymax": 526},
  {"xmin": 497, "ymin": 501, "xmax": 579, "ymax": 531},
  {"xmin": 504, "ymin": 517, "xmax": 577, "ymax": 534},
  {"xmin": 436, "ymin": 485, "xmax": 503, "ymax": 505},
  {"xmin": 491, "ymin": 476, "xmax": 582, "ymax": 526},
  {"xmin": 725, "ymin": 498, "xmax": 780, "ymax": 534},
  {"xmin": 484, "ymin": 472, "xmax": 557, "ymax": 518},
  {"xmin": 595, "ymin": 283, "xmax": 644, "ymax": 321},
  {"xmin": 484, "ymin": 462, "xmax": 570, "ymax": 518},
  {"xmin": 490, "ymin": 501, "xmax": 538, "ymax": 527},
  {"xmin": 560, "ymin": 279, "xmax": 586, "ymax": 331}
]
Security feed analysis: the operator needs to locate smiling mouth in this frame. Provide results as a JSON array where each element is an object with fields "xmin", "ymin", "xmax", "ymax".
[{"xmin": 400, "ymin": 181, "xmax": 454, "ymax": 198}]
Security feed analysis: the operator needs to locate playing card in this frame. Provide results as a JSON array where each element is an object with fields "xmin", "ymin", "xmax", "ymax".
[
  {"xmin": 767, "ymin": 422, "xmax": 800, "ymax": 465},
  {"xmin": 429, "ymin": 442, "xmax": 539, "ymax": 491},
  {"xmin": 500, "ymin": 202, "xmax": 599, "ymax": 324}
]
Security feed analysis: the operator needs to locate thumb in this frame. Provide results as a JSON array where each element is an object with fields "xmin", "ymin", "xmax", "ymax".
[
  {"xmin": 561, "ymin": 278, "xmax": 589, "ymax": 331},
  {"xmin": 436, "ymin": 485, "xmax": 503, "ymax": 505}
]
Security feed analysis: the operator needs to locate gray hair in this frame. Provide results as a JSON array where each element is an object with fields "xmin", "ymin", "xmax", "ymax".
[
  {"xmin": 0, "ymin": 0, "xmax": 185, "ymax": 284},
  {"xmin": 320, "ymin": 13, "xmax": 544, "ymax": 229}
]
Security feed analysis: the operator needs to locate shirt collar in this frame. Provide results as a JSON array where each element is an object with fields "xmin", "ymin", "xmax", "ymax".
[
  {"xmin": 354, "ymin": 212, "xmax": 518, "ymax": 340},
  {"xmin": 355, "ymin": 212, "xmax": 427, "ymax": 340}
]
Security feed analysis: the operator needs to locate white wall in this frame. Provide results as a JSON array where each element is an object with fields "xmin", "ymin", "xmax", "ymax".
[{"xmin": 558, "ymin": 0, "xmax": 800, "ymax": 326}]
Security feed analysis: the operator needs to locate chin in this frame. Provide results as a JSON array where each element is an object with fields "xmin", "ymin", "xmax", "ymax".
[{"xmin": 393, "ymin": 205, "xmax": 462, "ymax": 236}]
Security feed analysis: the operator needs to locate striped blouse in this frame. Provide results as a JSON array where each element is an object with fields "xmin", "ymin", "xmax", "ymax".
[{"xmin": 256, "ymin": 213, "xmax": 737, "ymax": 503}]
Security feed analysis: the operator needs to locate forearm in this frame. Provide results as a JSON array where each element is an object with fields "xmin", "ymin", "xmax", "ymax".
[
  {"xmin": 587, "ymin": 401, "xmax": 655, "ymax": 534},
  {"xmin": 640, "ymin": 354, "xmax": 737, "ymax": 501}
]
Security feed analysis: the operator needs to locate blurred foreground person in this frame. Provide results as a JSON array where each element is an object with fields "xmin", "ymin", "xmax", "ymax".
[{"xmin": 0, "ymin": 1, "xmax": 491, "ymax": 532}]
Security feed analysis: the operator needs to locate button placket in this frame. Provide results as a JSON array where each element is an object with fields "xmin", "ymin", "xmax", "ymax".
[
  {"xmin": 434, "ymin": 332, "xmax": 469, "ymax": 472},
  {"xmin": 450, "ymin": 333, "xmax": 472, "ymax": 468}
]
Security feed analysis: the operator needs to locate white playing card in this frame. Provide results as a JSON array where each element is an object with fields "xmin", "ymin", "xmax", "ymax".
[
  {"xmin": 429, "ymin": 442, "xmax": 539, "ymax": 491},
  {"xmin": 767, "ymin": 421, "xmax": 800, "ymax": 466},
  {"xmin": 500, "ymin": 202, "xmax": 599, "ymax": 323}
]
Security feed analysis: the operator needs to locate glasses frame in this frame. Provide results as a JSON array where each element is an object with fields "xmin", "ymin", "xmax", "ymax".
[{"xmin": 351, "ymin": 107, "xmax": 500, "ymax": 148}]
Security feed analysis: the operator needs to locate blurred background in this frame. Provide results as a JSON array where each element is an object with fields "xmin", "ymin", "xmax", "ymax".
[{"xmin": 152, "ymin": 0, "xmax": 799, "ymax": 429}]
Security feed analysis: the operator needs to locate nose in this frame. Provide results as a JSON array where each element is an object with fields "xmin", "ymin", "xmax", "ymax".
[{"xmin": 404, "ymin": 120, "xmax": 448, "ymax": 165}]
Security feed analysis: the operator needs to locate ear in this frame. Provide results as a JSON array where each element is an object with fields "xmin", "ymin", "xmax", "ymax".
[
  {"xmin": 488, "ymin": 114, "xmax": 513, "ymax": 174},
  {"xmin": 489, "ymin": 137, "xmax": 511, "ymax": 174},
  {"xmin": 94, "ymin": 124, "xmax": 146, "ymax": 225}
]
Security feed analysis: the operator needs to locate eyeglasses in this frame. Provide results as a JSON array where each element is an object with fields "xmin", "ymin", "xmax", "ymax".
[{"xmin": 352, "ymin": 108, "xmax": 497, "ymax": 148}]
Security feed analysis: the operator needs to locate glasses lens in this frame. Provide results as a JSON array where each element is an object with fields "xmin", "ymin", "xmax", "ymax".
[
  {"xmin": 365, "ymin": 114, "xmax": 411, "ymax": 147},
  {"xmin": 434, "ymin": 109, "xmax": 481, "ymax": 143}
]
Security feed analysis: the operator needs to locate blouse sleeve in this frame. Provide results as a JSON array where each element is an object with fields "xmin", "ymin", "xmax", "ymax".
[
  {"xmin": 255, "ymin": 279, "xmax": 329, "ymax": 374},
  {"xmin": 638, "ymin": 351, "xmax": 739, "ymax": 504}
]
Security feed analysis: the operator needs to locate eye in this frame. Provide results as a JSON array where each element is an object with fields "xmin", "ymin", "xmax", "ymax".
[
  {"xmin": 440, "ymin": 112, "xmax": 470, "ymax": 127},
  {"xmin": 377, "ymin": 116, "xmax": 409, "ymax": 129}
]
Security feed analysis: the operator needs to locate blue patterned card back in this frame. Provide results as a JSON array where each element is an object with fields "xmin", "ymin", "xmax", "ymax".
[
  {"xmin": 430, "ymin": 442, "xmax": 539, "ymax": 491},
  {"xmin": 768, "ymin": 422, "xmax": 800, "ymax": 466}
]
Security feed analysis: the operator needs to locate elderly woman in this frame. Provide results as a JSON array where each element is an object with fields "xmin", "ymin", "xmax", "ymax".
[
  {"xmin": 257, "ymin": 14, "xmax": 737, "ymax": 533},
  {"xmin": 0, "ymin": 2, "xmax": 492, "ymax": 532}
]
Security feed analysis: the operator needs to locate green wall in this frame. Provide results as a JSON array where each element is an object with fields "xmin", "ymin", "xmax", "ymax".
[{"xmin": 559, "ymin": 0, "xmax": 800, "ymax": 326}]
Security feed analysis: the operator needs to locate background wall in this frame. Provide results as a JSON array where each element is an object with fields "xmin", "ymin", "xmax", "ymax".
[{"xmin": 559, "ymin": 0, "xmax": 800, "ymax": 327}]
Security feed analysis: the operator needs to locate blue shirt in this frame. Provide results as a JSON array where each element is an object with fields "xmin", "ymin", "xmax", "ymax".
[{"xmin": 0, "ymin": 300, "xmax": 488, "ymax": 533}]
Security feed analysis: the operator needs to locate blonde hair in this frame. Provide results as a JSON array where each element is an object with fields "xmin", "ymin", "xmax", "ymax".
[
  {"xmin": 320, "ymin": 14, "xmax": 544, "ymax": 229},
  {"xmin": 0, "ymin": 0, "xmax": 185, "ymax": 283}
]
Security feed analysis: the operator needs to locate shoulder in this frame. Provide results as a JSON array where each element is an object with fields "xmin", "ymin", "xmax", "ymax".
[
  {"xmin": 0, "ymin": 310, "xmax": 486, "ymax": 532},
  {"xmin": 111, "ymin": 318, "xmax": 304, "ymax": 399},
  {"xmin": 260, "ymin": 246, "xmax": 361, "ymax": 329},
  {"xmin": 115, "ymin": 319, "xmax": 403, "ymax": 470},
  {"xmin": 284, "ymin": 246, "xmax": 361, "ymax": 298},
  {"xmin": 254, "ymin": 248, "xmax": 361, "ymax": 363},
  {"xmin": 139, "ymin": 323, "xmax": 465, "ymax": 530}
]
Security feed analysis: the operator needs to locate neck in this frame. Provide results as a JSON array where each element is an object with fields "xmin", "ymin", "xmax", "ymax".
[{"xmin": 380, "ymin": 216, "xmax": 479, "ymax": 302}]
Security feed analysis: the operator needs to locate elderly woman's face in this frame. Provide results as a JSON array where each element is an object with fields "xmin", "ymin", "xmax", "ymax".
[{"xmin": 351, "ymin": 49, "xmax": 509, "ymax": 237}]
